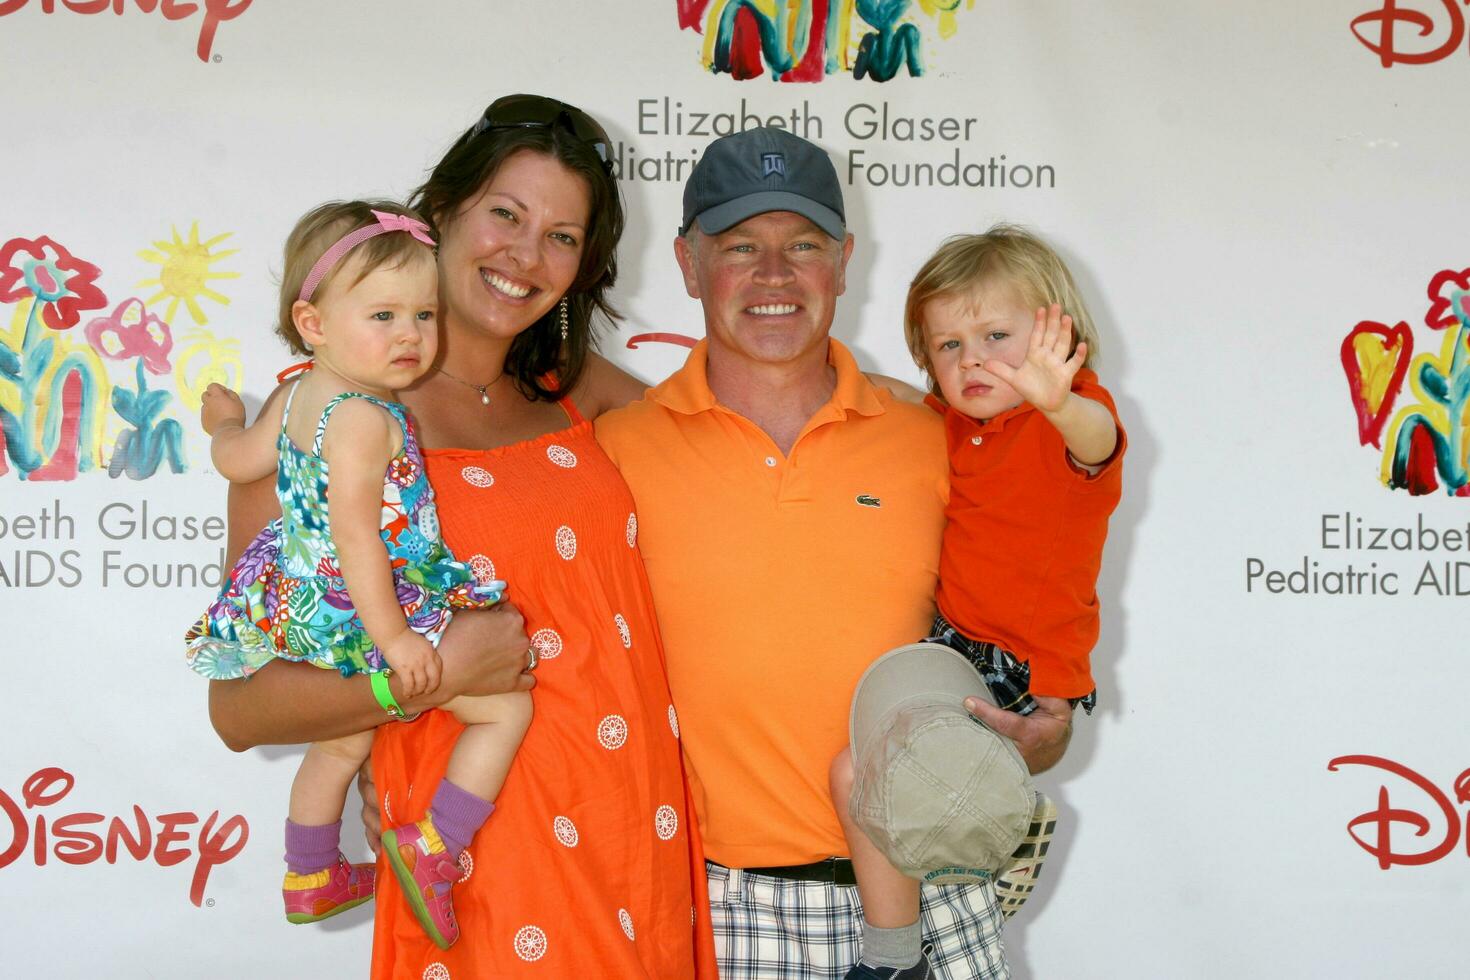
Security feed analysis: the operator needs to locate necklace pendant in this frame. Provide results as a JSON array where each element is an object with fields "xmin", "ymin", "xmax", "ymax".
[{"xmin": 478, "ymin": 390, "xmax": 490, "ymax": 406}]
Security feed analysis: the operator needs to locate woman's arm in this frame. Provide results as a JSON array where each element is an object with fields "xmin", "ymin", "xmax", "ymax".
[
  {"xmin": 208, "ymin": 606, "xmax": 534, "ymax": 750},
  {"xmin": 572, "ymin": 350, "xmax": 650, "ymax": 418},
  {"xmin": 225, "ymin": 467, "xmax": 281, "ymax": 566}
]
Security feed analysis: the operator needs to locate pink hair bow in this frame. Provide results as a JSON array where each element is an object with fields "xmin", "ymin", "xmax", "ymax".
[
  {"xmin": 299, "ymin": 209, "xmax": 438, "ymax": 302},
  {"xmin": 369, "ymin": 209, "xmax": 436, "ymax": 247}
]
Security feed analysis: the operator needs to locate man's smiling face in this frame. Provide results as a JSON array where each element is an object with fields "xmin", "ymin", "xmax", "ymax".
[{"xmin": 675, "ymin": 210, "xmax": 854, "ymax": 368}]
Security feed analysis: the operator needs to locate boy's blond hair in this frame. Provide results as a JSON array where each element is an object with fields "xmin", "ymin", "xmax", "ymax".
[
  {"xmin": 276, "ymin": 200, "xmax": 436, "ymax": 356},
  {"xmin": 904, "ymin": 224, "xmax": 1099, "ymax": 390}
]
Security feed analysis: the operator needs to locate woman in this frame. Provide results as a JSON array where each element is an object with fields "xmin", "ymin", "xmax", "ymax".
[{"xmin": 210, "ymin": 95, "xmax": 718, "ymax": 978}]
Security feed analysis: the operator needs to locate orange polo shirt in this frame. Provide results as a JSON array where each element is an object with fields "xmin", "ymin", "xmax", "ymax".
[
  {"xmin": 596, "ymin": 339, "xmax": 947, "ymax": 868},
  {"xmin": 932, "ymin": 369, "xmax": 1125, "ymax": 698}
]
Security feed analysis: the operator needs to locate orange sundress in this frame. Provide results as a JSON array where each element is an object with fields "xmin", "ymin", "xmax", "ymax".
[{"xmin": 370, "ymin": 394, "xmax": 718, "ymax": 978}]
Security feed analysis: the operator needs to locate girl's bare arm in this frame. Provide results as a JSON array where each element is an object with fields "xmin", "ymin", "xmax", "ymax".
[{"xmin": 203, "ymin": 383, "xmax": 286, "ymax": 484}]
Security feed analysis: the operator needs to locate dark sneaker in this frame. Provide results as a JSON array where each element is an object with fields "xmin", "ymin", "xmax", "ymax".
[
  {"xmin": 843, "ymin": 957, "xmax": 935, "ymax": 980},
  {"xmin": 994, "ymin": 790, "xmax": 1058, "ymax": 919}
]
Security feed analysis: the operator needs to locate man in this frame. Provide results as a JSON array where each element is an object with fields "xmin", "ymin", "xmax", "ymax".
[{"xmin": 597, "ymin": 127, "xmax": 1072, "ymax": 980}]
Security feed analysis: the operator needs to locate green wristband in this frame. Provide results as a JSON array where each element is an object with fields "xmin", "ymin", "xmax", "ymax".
[{"xmin": 370, "ymin": 669, "xmax": 406, "ymax": 719}]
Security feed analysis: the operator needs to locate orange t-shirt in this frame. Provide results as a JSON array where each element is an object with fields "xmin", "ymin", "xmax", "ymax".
[
  {"xmin": 596, "ymin": 339, "xmax": 947, "ymax": 867},
  {"xmin": 932, "ymin": 369, "xmax": 1125, "ymax": 698}
]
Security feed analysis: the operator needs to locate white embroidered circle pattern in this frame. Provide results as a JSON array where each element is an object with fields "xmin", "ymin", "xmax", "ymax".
[
  {"xmin": 468, "ymin": 554, "xmax": 496, "ymax": 584},
  {"xmin": 555, "ymin": 525, "xmax": 577, "ymax": 560},
  {"xmin": 597, "ymin": 715, "xmax": 628, "ymax": 750},
  {"xmin": 457, "ymin": 851, "xmax": 473, "ymax": 883},
  {"xmin": 667, "ymin": 704, "xmax": 679, "ymax": 739},
  {"xmin": 460, "ymin": 465, "xmax": 494, "ymax": 488},
  {"xmin": 618, "ymin": 908, "xmax": 635, "ymax": 941},
  {"xmin": 514, "ymin": 925, "xmax": 548, "ymax": 962},
  {"xmin": 531, "ymin": 628, "xmax": 563, "ymax": 660},
  {"xmin": 553, "ymin": 815, "xmax": 579, "ymax": 847},
  {"xmin": 423, "ymin": 964, "xmax": 450, "ymax": 980},
  {"xmin": 546, "ymin": 445, "xmax": 578, "ymax": 468},
  {"xmin": 655, "ymin": 805, "xmax": 678, "ymax": 841},
  {"xmin": 614, "ymin": 613, "xmax": 631, "ymax": 649},
  {"xmin": 626, "ymin": 512, "xmax": 638, "ymax": 548},
  {"xmin": 417, "ymin": 505, "xmax": 440, "ymax": 541}
]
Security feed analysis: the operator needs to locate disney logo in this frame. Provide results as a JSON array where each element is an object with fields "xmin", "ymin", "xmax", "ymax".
[
  {"xmin": 1350, "ymin": 1, "xmax": 1468, "ymax": 67},
  {"xmin": 0, "ymin": 766, "xmax": 249, "ymax": 906},
  {"xmin": 1327, "ymin": 754, "xmax": 1470, "ymax": 868},
  {"xmin": 0, "ymin": 0, "xmax": 253, "ymax": 63}
]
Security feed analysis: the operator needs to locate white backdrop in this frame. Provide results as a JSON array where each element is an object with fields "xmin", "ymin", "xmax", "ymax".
[{"xmin": 3, "ymin": 2, "xmax": 1468, "ymax": 977}]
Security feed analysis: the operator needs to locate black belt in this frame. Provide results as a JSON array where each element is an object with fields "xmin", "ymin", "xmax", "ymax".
[{"xmin": 739, "ymin": 858, "xmax": 856, "ymax": 886}]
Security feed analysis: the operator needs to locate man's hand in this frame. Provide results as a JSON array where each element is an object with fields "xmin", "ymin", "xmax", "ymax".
[{"xmin": 964, "ymin": 693, "xmax": 1073, "ymax": 775}]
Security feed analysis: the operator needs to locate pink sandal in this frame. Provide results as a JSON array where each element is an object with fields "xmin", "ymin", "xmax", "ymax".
[
  {"xmin": 282, "ymin": 855, "xmax": 375, "ymax": 923},
  {"xmin": 382, "ymin": 818, "xmax": 462, "ymax": 949}
]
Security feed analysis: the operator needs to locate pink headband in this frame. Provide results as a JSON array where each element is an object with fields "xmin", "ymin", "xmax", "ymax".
[{"xmin": 298, "ymin": 209, "xmax": 436, "ymax": 302}]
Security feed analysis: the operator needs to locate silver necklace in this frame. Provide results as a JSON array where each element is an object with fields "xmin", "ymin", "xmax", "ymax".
[{"xmin": 437, "ymin": 366, "xmax": 505, "ymax": 407}]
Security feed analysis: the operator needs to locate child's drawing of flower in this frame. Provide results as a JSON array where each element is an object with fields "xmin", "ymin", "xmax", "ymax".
[
  {"xmin": 84, "ymin": 298, "xmax": 174, "ymax": 374},
  {"xmin": 1424, "ymin": 268, "xmax": 1470, "ymax": 331},
  {"xmin": 0, "ymin": 236, "xmax": 107, "ymax": 330}
]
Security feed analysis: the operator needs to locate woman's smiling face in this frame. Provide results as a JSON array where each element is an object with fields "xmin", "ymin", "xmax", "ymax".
[{"xmin": 436, "ymin": 148, "xmax": 591, "ymax": 341}]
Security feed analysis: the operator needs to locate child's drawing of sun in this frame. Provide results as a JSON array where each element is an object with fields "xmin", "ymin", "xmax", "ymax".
[
  {"xmin": 917, "ymin": 0, "xmax": 974, "ymax": 39},
  {"xmin": 136, "ymin": 222, "xmax": 241, "ymax": 326}
]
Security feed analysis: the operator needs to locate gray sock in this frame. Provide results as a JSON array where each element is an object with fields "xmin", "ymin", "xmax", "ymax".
[{"xmin": 859, "ymin": 918, "xmax": 922, "ymax": 970}]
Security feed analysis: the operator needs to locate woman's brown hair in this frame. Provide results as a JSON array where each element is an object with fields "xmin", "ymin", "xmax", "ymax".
[{"xmin": 411, "ymin": 99, "xmax": 624, "ymax": 401}]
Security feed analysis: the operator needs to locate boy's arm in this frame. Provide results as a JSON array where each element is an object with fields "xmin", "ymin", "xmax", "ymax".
[
  {"xmin": 985, "ymin": 304, "xmax": 1118, "ymax": 466},
  {"xmin": 203, "ymin": 383, "xmax": 286, "ymax": 483},
  {"xmin": 864, "ymin": 372, "xmax": 927, "ymax": 404},
  {"xmin": 1042, "ymin": 391, "xmax": 1117, "ymax": 468},
  {"xmin": 320, "ymin": 399, "xmax": 441, "ymax": 700}
]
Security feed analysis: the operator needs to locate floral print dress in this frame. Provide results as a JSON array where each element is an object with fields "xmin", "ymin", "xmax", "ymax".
[{"xmin": 185, "ymin": 384, "xmax": 492, "ymax": 680}]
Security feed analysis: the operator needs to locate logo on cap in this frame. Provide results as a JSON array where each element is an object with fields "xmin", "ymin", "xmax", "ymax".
[{"xmin": 761, "ymin": 153, "xmax": 785, "ymax": 178}]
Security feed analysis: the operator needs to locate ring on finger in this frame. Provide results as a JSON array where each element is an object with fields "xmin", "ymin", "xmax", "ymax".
[{"xmin": 525, "ymin": 645, "xmax": 539, "ymax": 672}]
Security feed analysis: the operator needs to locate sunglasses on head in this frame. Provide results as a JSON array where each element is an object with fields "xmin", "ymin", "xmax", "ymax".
[{"xmin": 471, "ymin": 94, "xmax": 614, "ymax": 172}]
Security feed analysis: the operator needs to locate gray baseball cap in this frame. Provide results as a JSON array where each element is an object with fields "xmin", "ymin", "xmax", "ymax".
[
  {"xmin": 680, "ymin": 127, "xmax": 846, "ymax": 240},
  {"xmin": 848, "ymin": 642, "xmax": 1035, "ymax": 885}
]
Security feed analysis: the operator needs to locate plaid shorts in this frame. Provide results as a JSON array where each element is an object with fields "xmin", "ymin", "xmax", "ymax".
[
  {"xmin": 926, "ymin": 613, "xmax": 1096, "ymax": 716},
  {"xmin": 707, "ymin": 861, "xmax": 1008, "ymax": 979}
]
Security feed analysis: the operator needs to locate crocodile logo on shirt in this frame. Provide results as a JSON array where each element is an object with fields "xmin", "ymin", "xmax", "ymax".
[{"xmin": 855, "ymin": 494, "xmax": 882, "ymax": 507}]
